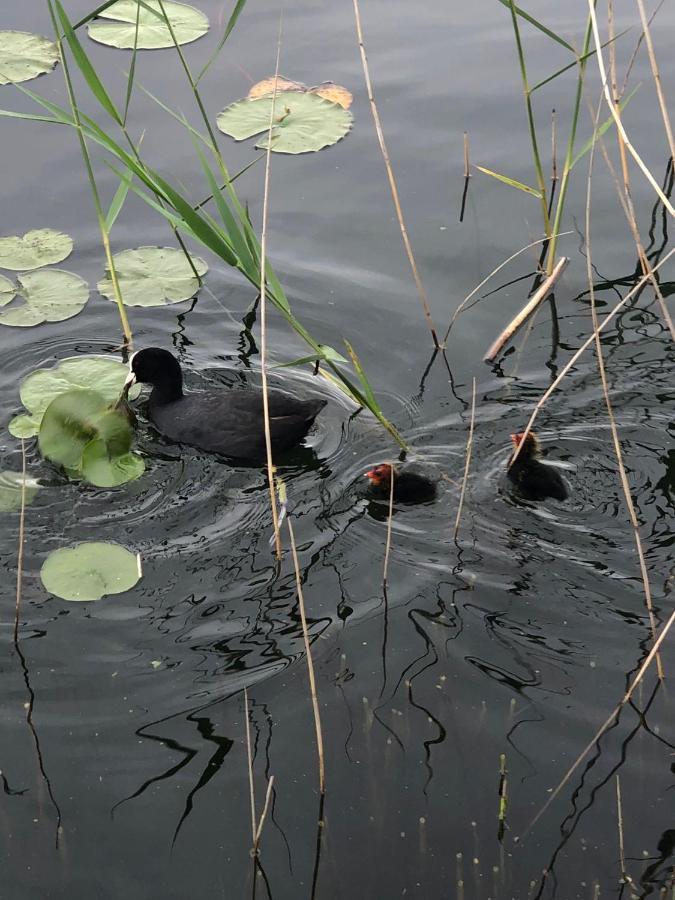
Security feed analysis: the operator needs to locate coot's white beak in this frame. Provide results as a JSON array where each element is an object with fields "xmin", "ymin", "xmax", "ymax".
[{"xmin": 124, "ymin": 369, "xmax": 136, "ymax": 389}]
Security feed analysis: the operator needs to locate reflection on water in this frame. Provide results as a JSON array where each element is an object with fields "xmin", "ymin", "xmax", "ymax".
[{"xmin": 1, "ymin": 0, "xmax": 674, "ymax": 898}]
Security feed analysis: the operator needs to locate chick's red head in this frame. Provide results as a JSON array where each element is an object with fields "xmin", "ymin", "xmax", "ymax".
[
  {"xmin": 365, "ymin": 463, "xmax": 394, "ymax": 486},
  {"xmin": 509, "ymin": 431, "xmax": 539, "ymax": 454}
]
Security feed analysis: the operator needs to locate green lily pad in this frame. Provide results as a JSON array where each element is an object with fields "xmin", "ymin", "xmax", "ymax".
[
  {"xmin": 40, "ymin": 541, "xmax": 141, "ymax": 602},
  {"xmin": 0, "ymin": 268, "xmax": 89, "ymax": 327},
  {"xmin": 87, "ymin": 0, "xmax": 209, "ymax": 50},
  {"xmin": 0, "ymin": 229, "xmax": 73, "ymax": 270},
  {"xmin": 0, "ymin": 470, "xmax": 40, "ymax": 512},
  {"xmin": 0, "ymin": 273, "xmax": 15, "ymax": 306},
  {"xmin": 97, "ymin": 246, "xmax": 208, "ymax": 307},
  {"xmin": 10, "ymin": 356, "xmax": 139, "ymax": 439},
  {"xmin": 216, "ymin": 91, "xmax": 353, "ymax": 154},
  {"xmin": 0, "ymin": 31, "xmax": 59, "ymax": 86},
  {"xmin": 81, "ymin": 440, "xmax": 145, "ymax": 487},
  {"xmin": 38, "ymin": 389, "xmax": 131, "ymax": 469}
]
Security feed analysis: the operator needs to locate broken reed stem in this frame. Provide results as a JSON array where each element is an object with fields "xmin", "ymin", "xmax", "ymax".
[
  {"xmin": 443, "ymin": 233, "xmax": 572, "ymax": 342},
  {"xmin": 351, "ymin": 0, "xmax": 441, "ymax": 349},
  {"xmin": 587, "ymin": 0, "xmax": 674, "ymax": 215},
  {"xmin": 244, "ymin": 686, "xmax": 257, "ymax": 847},
  {"xmin": 254, "ymin": 775, "xmax": 275, "ymax": 850},
  {"xmin": 523, "ymin": 605, "xmax": 675, "ymax": 837},
  {"xmin": 483, "ymin": 256, "xmax": 568, "ymax": 362},
  {"xmin": 509, "ymin": 245, "xmax": 674, "ymax": 468},
  {"xmin": 584, "ymin": 101, "xmax": 663, "ymax": 677},
  {"xmin": 14, "ymin": 439, "xmax": 27, "ymax": 646},
  {"xmin": 453, "ymin": 377, "xmax": 476, "ymax": 541},
  {"xmin": 634, "ymin": 0, "xmax": 675, "ymax": 162},
  {"xmin": 463, "ymin": 132, "xmax": 470, "ymax": 179},
  {"xmin": 616, "ymin": 776, "xmax": 628, "ymax": 883},
  {"xmin": 551, "ymin": 109, "xmax": 558, "ymax": 184},
  {"xmin": 382, "ymin": 465, "xmax": 395, "ymax": 589},
  {"xmin": 260, "ymin": 23, "xmax": 283, "ymax": 560},
  {"xmin": 287, "ymin": 518, "xmax": 325, "ymax": 795}
]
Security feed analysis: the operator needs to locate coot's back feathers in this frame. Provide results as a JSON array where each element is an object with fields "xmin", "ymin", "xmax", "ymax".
[{"xmin": 128, "ymin": 347, "xmax": 326, "ymax": 462}]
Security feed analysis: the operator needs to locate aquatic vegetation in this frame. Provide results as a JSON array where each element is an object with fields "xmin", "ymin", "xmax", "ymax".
[
  {"xmin": 0, "ymin": 470, "xmax": 40, "ymax": 512},
  {"xmin": 87, "ymin": 0, "xmax": 209, "ymax": 50},
  {"xmin": 40, "ymin": 540, "xmax": 141, "ymax": 601},
  {"xmin": 9, "ymin": 356, "xmax": 138, "ymax": 438},
  {"xmin": 0, "ymin": 31, "xmax": 58, "ymax": 85},
  {"xmin": 247, "ymin": 76, "xmax": 353, "ymax": 109},
  {"xmin": 38, "ymin": 389, "xmax": 144, "ymax": 487},
  {"xmin": 0, "ymin": 228, "xmax": 73, "ymax": 270},
  {"xmin": 0, "ymin": 268, "xmax": 89, "ymax": 327},
  {"xmin": 97, "ymin": 245, "xmax": 208, "ymax": 307}
]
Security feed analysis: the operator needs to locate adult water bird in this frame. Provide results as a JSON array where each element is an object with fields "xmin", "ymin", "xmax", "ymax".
[
  {"xmin": 507, "ymin": 431, "xmax": 568, "ymax": 502},
  {"xmin": 124, "ymin": 347, "xmax": 326, "ymax": 463}
]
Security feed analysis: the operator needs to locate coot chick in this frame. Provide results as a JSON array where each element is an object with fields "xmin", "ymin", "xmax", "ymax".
[
  {"xmin": 507, "ymin": 431, "xmax": 567, "ymax": 502},
  {"xmin": 365, "ymin": 462, "xmax": 438, "ymax": 503},
  {"xmin": 124, "ymin": 348, "xmax": 326, "ymax": 463}
]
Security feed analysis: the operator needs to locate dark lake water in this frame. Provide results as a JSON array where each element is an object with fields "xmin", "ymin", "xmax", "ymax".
[{"xmin": 1, "ymin": 1, "xmax": 674, "ymax": 897}]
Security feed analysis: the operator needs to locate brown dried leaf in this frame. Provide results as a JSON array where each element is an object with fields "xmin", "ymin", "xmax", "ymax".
[
  {"xmin": 247, "ymin": 76, "xmax": 304, "ymax": 99},
  {"xmin": 310, "ymin": 82, "xmax": 353, "ymax": 109}
]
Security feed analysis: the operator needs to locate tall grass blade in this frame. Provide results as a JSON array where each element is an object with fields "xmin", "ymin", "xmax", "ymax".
[
  {"xmin": 474, "ymin": 166, "xmax": 542, "ymax": 198},
  {"xmin": 196, "ymin": 0, "xmax": 248, "ymax": 85},
  {"xmin": 495, "ymin": 0, "xmax": 575, "ymax": 52}
]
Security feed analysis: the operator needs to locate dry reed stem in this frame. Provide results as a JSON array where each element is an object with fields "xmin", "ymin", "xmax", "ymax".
[
  {"xmin": 606, "ymin": 1, "xmax": 675, "ymax": 340},
  {"xmin": 483, "ymin": 256, "xmax": 568, "ymax": 362},
  {"xmin": 352, "ymin": 0, "xmax": 441, "ymax": 348},
  {"xmin": 244, "ymin": 686, "xmax": 257, "ymax": 846},
  {"xmin": 453, "ymin": 377, "xmax": 476, "ymax": 541},
  {"xmin": 443, "ymin": 233, "xmax": 572, "ymax": 342},
  {"xmin": 463, "ymin": 132, "xmax": 470, "ymax": 179},
  {"xmin": 634, "ymin": 0, "xmax": 675, "ymax": 162},
  {"xmin": 254, "ymin": 775, "xmax": 275, "ymax": 849},
  {"xmin": 508, "ymin": 244, "xmax": 674, "ymax": 469},
  {"xmin": 523, "ymin": 605, "xmax": 675, "ymax": 837},
  {"xmin": 587, "ymin": 0, "xmax": 674, "ymax": 215},
  {"xmin": 584, "ymin": 106, "xmax": 662, "ymax": 675},
  {"xmin": 616, "ymin": 776, "xmax": 629, "ymax": 884},
  {"xmin": 551, "ymin": 108, "xmax": 558, "ymax": 184},
  {"xmin": 287, "ymin": 517, "xmax": 325, "ymax": 794},
  {"xmin": 260, "ymin": 24, "xmax": 283, "ymax": 559},
  {"xmin": 13, "ymin": 439, "xmax": 27, "ymax": 644},
  {"xmin": 382, "ymin": 464, "xmax": 395, "ymax": 589}
]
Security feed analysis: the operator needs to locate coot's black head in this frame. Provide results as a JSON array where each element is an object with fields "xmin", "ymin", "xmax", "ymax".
[{"xmin": 126, "ymin": 347, "xmax": 183, "ymax": 401}]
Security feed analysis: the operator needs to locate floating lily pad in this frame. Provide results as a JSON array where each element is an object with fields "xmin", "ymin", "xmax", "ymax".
[
  {"xmin": 0, "ymin": 273, "xmax": 15, "ymax": 306},
  {"xmin": 40, "ymin": 541, "xmax": 141, "ymax": 602},
  {"xmin": 87, "ymin": 0, "xmax": 209, "ymax": 50},
  {"xmin": 217, "ymin": 91, "xmax": 353, "ymax": 154},
  {"xmin": 0, "ymin": 470, "xmax": 40, "ymax": 512},
  {"xmin": 0, "ymin": 269, "xmax": 89, "ymax": 327},
  {"xmin": 97, "ymin": 246, "xmax": 208, "ymax": 307},
  {"xmin": 38, "ymin": 390, "xmax": 130, "ymax": 467},
  {"xmin": 9, "ymin": 356, "xmax": 139, "ymax": 439},
  {"xmin": 247, "ymin": 76, "xmax": 353, "ymax": 109},
  {"xmin": 0, "ymin": 31, "xmax": 59, "ymax": 85},
  {"xmin": 38, "ymin": 389, "xmax": 145, "ymax": 487},
  {"xmin": 0, "ymin": 229, "xmax": 73, "ymax": 270}
]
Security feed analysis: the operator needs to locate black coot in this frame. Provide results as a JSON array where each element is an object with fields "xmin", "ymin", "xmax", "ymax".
[
  {"xmin": 124, "ymin": 348, "xmax": 326, "ymax": 462},
  {"xmin": 365, "ymin": 462, "xmax": 438, "ymax": 503},
  {"xmin": 507, "ymin": 431, "xmax": 568, "ymax": 501}
]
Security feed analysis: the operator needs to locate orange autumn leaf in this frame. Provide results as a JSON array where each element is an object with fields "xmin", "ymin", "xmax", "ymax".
[
  {"xmin": 247, "ymin": 76, "xmax": 304, "ymax": 99},
  {"xmin": 310, "ymin": 83, "xmax": 353, "ymax": 109}
]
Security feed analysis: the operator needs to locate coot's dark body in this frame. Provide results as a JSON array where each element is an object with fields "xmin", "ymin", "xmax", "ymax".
[
  {"xmin": 127, "ymin": 348, "xmax": 326, "ymax": 463},
  {"xmin": 365, "ymin": 462, "xmax": 438, "ymax": 503},
  {"xmin": 507, "ymin": 432, "xmax": 568, "ymax": 502}
]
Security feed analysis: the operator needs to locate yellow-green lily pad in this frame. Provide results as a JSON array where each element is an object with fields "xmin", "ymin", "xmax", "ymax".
[
  {"xmin": 216, "ymin": 91, "xmax": 353, "ymax": 154},
  {"xmin": 97, "ymin": 246, "xmax": 208, "ymax": 306},
  {"xmin": 0, "ymin": 229, "xmax": 73, "ymax": 270},
  {"xmin": 87, "ymin": 0, "xmax": 209, "ymax": 50},
  {"xmin": 0, "ymin": 268, "xmax": 89, "ymax": 327},
  {"xmin": 40, "ymin": 541, "xmax": 141, "ymax": 601},
  {"xmin": 0, "ymin": 31, "xmax": 59, "ymax": 85}
]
